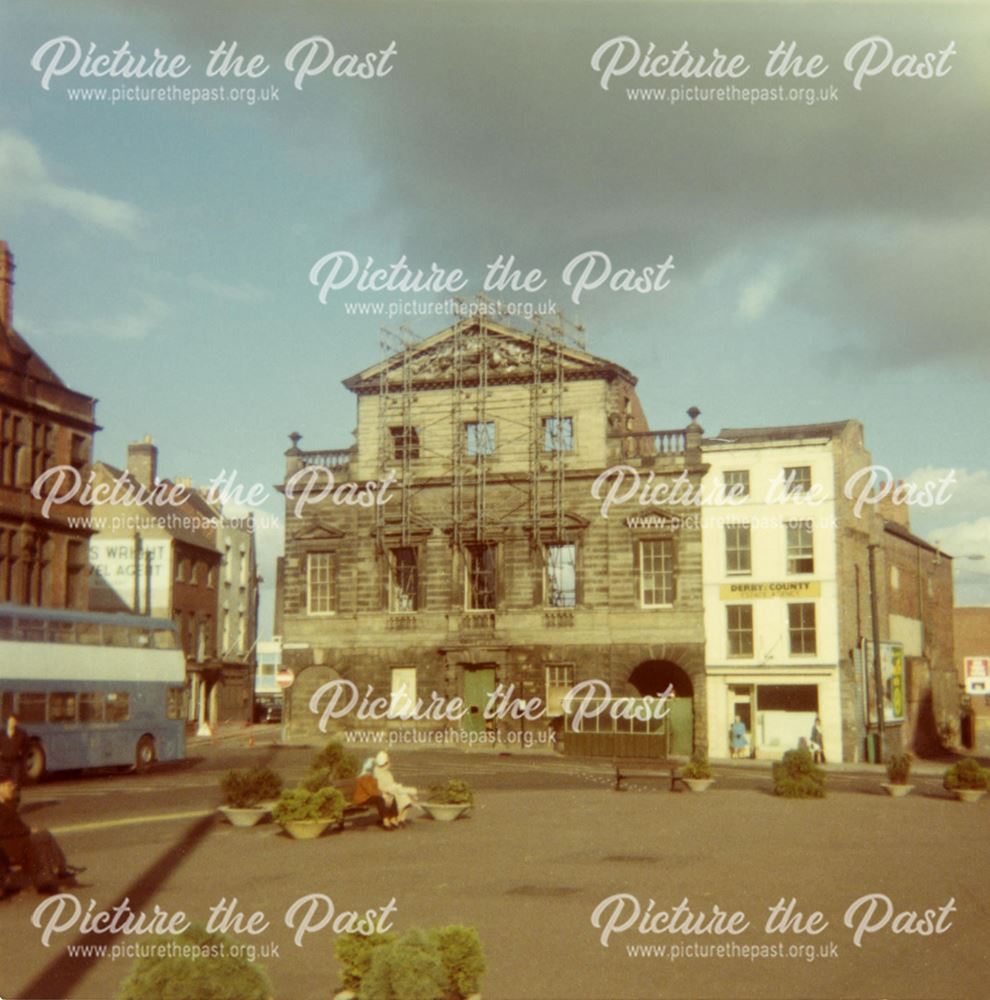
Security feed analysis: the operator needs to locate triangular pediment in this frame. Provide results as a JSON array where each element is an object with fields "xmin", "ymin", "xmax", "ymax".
[
  {"xmin": 290, "ymin": 521, "xmax": 347, "ymax": 543},
  {"xmin": 343, "ymin": 320, "xmax": 635, "ymax": 394}
]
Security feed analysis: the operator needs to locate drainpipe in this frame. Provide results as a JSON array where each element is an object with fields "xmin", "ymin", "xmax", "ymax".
[{"xmin": 868, "ymin": 543, "xmax": 885, "ymax": 762}]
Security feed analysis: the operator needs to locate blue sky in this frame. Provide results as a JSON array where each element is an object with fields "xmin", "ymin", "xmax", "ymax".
[{"xmin": 1, "ymin": 0, "xmax": 988, "ymax": 626}]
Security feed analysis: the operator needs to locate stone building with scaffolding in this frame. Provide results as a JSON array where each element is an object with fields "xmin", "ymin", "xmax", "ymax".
[{"xmin": 277, "ymin": 317, "xmax": 708, "ymax": 751}]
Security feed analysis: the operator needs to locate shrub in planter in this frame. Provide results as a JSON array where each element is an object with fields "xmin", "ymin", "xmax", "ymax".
[
  {"xmin": 311, "ymin": 739, "xmax": 359, "ymax": 780},
  {"xmin": 681, "ymin": 751, "xmax": 713, "ymax": 781},
  {"xmin": 360, "ymin": 929, "xmax": 448, "ymax": 1000},
  {"xmin": 220, "ymin": 767, "xmax": 283, "ymax": 808},
  {"xmin": 428, "ymin": 925, "xmax": 485, "ymax": 999},
  {"xmin": 943, "ymin": 758, "xmax": 989, "ymax": 792},
  {"xmin": 272, "ymin": 786, "xmax": 346, "ymax": 825},
  {"xmin": 301, "ymin": 767, "xmax": 340, "ymax": 793},
  {"xmin": 772, "ymin": 747, "xmax": 826, "ymax": 799},
  {"xmin": 885, "ymin": 753, "xmax": 912, "ymax": 786},
  {"xmin": 426, "ymin": 779, "xmax": 474, "ymax": 806},
  {"xmin": 116, "ymin": 923, "xmax": 272, "ymax": 1000},
  {"xmin": 335, "ymin": 933, "xmax": 396, "ymax": 993}
]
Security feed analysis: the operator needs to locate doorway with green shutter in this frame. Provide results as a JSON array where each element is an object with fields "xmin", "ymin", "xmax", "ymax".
[{"xmin": 462, "ymin": 665, "xmax": 496, "ymax": 734}]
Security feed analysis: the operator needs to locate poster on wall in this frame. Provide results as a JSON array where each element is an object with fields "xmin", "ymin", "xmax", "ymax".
[
  {"xmin": 860, "ymin": 640, "xmax": 907, "ymax": 725},
  {"xmin": 1, "ymin": 2, "xmax": 988, "ymax": 1000}
]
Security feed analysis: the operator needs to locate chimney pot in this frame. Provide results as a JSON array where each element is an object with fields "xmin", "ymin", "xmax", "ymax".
[{"xmin": 0, "ymin": 241, "xmax": 15, "ymax": 331}]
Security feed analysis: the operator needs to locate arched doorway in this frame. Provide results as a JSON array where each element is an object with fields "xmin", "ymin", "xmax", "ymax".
[{"xmin": 628, "ymin": 659, "xmax": 694, "ymax": 755}]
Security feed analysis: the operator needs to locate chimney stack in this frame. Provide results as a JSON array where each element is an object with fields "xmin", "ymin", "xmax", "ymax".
[
  {"xmin": 127, "ymin": 435, "xmax": 158, "ymax": 488},
  {"xmin": 0, "ymin": 241, "xmax": 14, "ymax": 331}
]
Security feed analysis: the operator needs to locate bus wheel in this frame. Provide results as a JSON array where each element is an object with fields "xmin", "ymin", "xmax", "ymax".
[
  {"xmin": 24, "ymin": 741, "xmax": 46, "ymax": 784},
  {"xmin": 135, "ymin": 736, "xmax": 156, "ymax": 772}
]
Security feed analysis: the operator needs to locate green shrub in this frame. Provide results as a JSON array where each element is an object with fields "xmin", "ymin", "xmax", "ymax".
[
  {"xmin": 772, "ymin": 747, "xmax": 826, "ymax": 799},
  {"xmin": 220, "ymin": 766, "xmax": 283, "ymax": 808},
  {"xmin": 272, "ymin": 786, "xmax": 345, "ymax": 824},
  {"xmin": 311, "ymin": 739, "xmax": 359, "ymax": 780},
  {"xmin": 885, "ymin": 753, "xmax": 912, "ymax": 785},
  {"xmin": 300, "ymin": 767, "xmax": 339, "ymax": 793},
  {"xmin": 681, "ymin": 750, "xmax": 713, "ymax": 781},
  {"xmin": 427, "ymin": 779, "xmax": 474, "ymax": 806},
  {"xmin": 428, "ymin": 925, "xmax": 486, "ymax": 999},
  {"xmin": 335, "ymin": 933, "xmax": 396, "ymax": 992},
  {"xmin": 943, "ymin": 758, "xmax": 989, "ymax": 791},
  {"xmin": 360, "ymin": 929, "xmax": 448, "ymax": 1000},
  {"xmin": 116, "ymin": 923, "xmax": 271, "ymax": 1000}
]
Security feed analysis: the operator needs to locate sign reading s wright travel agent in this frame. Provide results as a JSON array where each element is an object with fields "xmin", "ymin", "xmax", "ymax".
[{"xmin": 1, "ymin": 2, "xmax": 988, "ymax": 999}]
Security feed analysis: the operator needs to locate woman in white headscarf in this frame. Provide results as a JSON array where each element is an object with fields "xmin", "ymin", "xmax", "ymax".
[{"xmin": 372, "ymin": 751, "xmax": 417, "ymax": 826}]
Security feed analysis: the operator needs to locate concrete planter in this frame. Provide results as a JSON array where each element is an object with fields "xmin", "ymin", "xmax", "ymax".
[
  {"xmin": 683, "ymin": 778, "xmax": 715, "ymax": 793},
  {"xmin": 952, "ymin": 788, "xmax": 986, "ymax": 804},
  {"xmin": 218, "ymin": 805, "xmax": 269, "ymax": 827},
  {"xmin": 881, "ymin": 783, "xmax": 914, "ymax": 798},
  {"xmin": 421, "ymin": 802, "xmax": 470, "ymax": 822},
  {"xmin": 280, "ymin": 819, "xmax": 332, "ymax": 839}
]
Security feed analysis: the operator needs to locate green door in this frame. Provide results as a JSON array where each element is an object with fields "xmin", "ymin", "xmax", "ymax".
[
  {"xmin": 668, "ymin": 698, "xmax": 694, "ymax": 756},
  {"xmin": 463, "ymin": 667, "xmax": 496, "ymax": 733}
]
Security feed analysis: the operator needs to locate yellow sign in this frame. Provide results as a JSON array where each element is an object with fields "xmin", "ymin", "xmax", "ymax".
[{"xmin": 719, "ymin": 581, "xmax": 821, "ymax": 600}]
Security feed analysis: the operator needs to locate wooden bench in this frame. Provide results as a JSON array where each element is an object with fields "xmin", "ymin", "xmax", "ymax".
[
  {"xmin": 613, "ymin": 759, "xmax": 685, "ymax": 792},
  {"xmin": 332, "ymin": 779, "xmax": 376, "ymax": 828}
]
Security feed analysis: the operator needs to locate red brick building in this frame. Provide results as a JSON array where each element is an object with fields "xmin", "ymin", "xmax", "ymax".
[
  {"xmin": 0, "ymin": 241, "xmax": 98, "ymax": 609},
  {"xmin": 954, "ymin": 606, "xmax": 990, "ymax": 753}
]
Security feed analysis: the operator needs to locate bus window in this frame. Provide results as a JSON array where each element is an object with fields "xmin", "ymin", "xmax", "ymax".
[
  {"xmin": 166, "ymin": 687, "xmax": 184, "ymax": 720},
  {"xmin": 76, "ymin": 622, "xmax": 103, "ymax": 645},
  {"xmin": 50, "ymin": 621, "xmax": 76, "ymax": 644},
  {"xmin": 153, "ymin": 629, "xmax": 178, "ymax": 650},
  {"xmin": 79, "ymin": 693, "xmax": 105, "ymax": 723},
  {"xmin": 49, "ymin": 692, "xmax": 78, "ymax": 723},
  {"xmin": 105, "ymin": 626, "xmax": 131, "ymax": 648},
  {"xmin": 17, "ymin": 692, "xmax": 46, "ymax": 723},
  {"xmin": 1, "ymin": 692, "xmax": 12, "ymax": 719},
  {"xmin": 105, "ymin": 693, "xmax": 130, "ymax": 722}
]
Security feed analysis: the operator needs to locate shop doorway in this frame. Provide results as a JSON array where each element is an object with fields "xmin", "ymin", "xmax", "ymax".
[{"xmin": 728, "ymin": 684, "xmax": 755, "ymax": 758}]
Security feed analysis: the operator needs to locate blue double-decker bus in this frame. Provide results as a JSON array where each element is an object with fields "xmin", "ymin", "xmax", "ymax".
[{"xmin": 0, "ymin": 604, "xmax": 187, "ymax": 781}]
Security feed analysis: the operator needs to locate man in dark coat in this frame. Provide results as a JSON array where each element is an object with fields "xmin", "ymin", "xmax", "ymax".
[
  {"xmin": 0, "ymin": 778, "xmax": 83, "ymax": 896},
  {"xmin": 0, "ymin": 714, "xmax": 29, "ymax": 788}
]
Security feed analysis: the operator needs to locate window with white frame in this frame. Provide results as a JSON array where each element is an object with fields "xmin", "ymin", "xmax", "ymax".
[
  {"xmin": 543, "ymin": 416, "xmax": 574, "ymax": 453},
  {"xmin": 545, "ymin": 664, "xmax": 575, "ymax": 717},
  {"xmin": 306, "ymin": 552, "xmax": 335, "ymax": 615},
  {"xmin": 465, "ymin": 543, "xmax": 497, "ymax": 610},
  {"xmin": 727, "ymin": 604, "xmax": 754, "ymax": 657},
  {"xmin": 544, "ymin": 543, "xmax": 576, "ymax": 607},
  {"xmin": 783, "ymin": 465, "xmax": 812, "ymax": 495},
  {"xmin": 389, "ymin": 547, "xmax": 419, "ymax": 611},
  {"xmin": 786, "ymin": 520, "xmax": 814, "ymax": 574},
  {"xmin": 465, "ymin": 421, "xmax": 496, "ymax": 457},
  {"xmin": 724, "ymin": 523, "xmax": 752, "ymax": 575},
  {"xmin": 724, "ymin": 469, "xmax": 750, "ymax": 498},
  {"xmin": 788, "ymin": 603, "xmax": 817, "ymax": 655},
  {"xmin": 389, "ymin": 667, "xmax": 417, "ymax": 719},
  {"xmin": 639, "ymin": 539, "xmax": 674, "ymax": 607}
]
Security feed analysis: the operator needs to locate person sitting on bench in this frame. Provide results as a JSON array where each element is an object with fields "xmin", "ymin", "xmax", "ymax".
[
  {"xmin": 0, "ymin": 778, "xmax": 85, "ymax": 896},
  {"xmin": 354, "ymin": 758, "xmax": 400, "ymax": 830}
]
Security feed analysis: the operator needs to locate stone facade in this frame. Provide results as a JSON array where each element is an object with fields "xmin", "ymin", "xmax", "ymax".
[{"xmin": 279, "ymin": 320, "xmax": 708, "ymax": 749}]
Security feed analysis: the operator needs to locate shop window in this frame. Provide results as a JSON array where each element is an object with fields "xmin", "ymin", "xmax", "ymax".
[
  {"xmin": 727, "ymin": 605, "xmax": 754, "ymax": 657},
  {"xmin": 545, "ymin": 543, "xmax": 576, "ymax": 608},
  {"xmin": 786, "ymin": 521, "xmax": 814, "ymax": 574},
  {"xmin": 465, "ymin": 543, "xmax": 497, "ymax": 610},
  {"xmin": 545, "ymin": 664, "xmax": 575, "ymax": 717},
  {"xmin": 788, "ymin": 603, "xmax": 817, "ymax": 655},
  {"xmin": 389, "ymin": 547, "xmax": 419, "ymax": 611},
  {"xmin": 639, "ymin": 539, "xmax": 674, "ymax": 607},
  {"xmin": 725, "ymin": 523, "xmax": 752, "ymax": 575}
]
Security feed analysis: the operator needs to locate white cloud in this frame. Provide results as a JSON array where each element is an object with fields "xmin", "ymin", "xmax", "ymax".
[
  {"xmin": 737, "ymin": 264, "xmax": 783, "ymax": 321},
  {"xmin": 40, "ymin": 295, "xmax": 168, "ymax": 341},
  {"xmin": 0, "ymin": 130, "xmax": 142, "ymax": 237}
]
